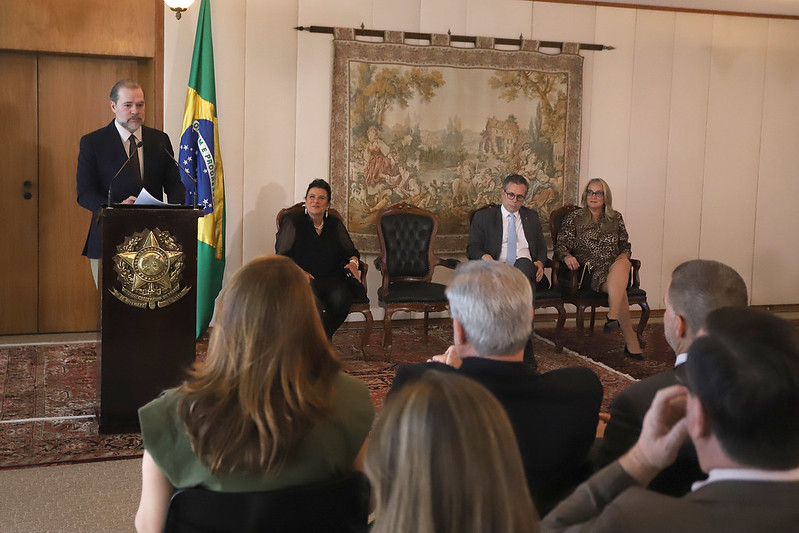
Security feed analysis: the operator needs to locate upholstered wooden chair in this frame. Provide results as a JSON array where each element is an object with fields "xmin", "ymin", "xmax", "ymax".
[
  {"xmin": 549, "ymin": 204, "xmax": 649, "ymax": 345},
  {"xmin": 469, "ymin": 204, "xmax": 566, "ymax": 352},
  {"xmin": 163, "ymin": 472, "xmax": 370, "ymax": 533},
  {"xmin": 374, "ymin": 202, "xmax": 459, "ymax": 357},
  {"xmin": 276, "ymin": 203, "xmax": 373, "ymax": 356}
]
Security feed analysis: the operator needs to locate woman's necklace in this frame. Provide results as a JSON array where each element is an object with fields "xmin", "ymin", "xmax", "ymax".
[{"xmin": 313, "ymin": 220, "xmax": 324, "ymax": 232}]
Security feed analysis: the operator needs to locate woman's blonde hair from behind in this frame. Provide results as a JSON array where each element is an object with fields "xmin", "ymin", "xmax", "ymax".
[
  {"xmin": 177, "ymin": 254, "xmax": 341, "ymax": 476},
  {"xmin": 365, "ymin": 371, "xmax": 539, "ymax": 533},
  {"xmin": 577, "ymin": 177, "xmax": 619, "ymax": 230}
]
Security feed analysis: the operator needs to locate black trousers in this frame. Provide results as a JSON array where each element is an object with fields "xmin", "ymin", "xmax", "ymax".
[
  {"xmin": 311, "ymin": 275, "xmax": 365, "ymax": 338},
  {"xmin": 513, "ymin": 258, "xmax": 539, "ymax": 372}
]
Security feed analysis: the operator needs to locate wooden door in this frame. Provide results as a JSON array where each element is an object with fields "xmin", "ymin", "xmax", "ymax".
[
  {"xmin": 38, "ymin": 55, "xmax": 140, "ymax": 332},
  {"xmin": 0, "ymin": 52, "xmax": 38, "ymax": 334}
]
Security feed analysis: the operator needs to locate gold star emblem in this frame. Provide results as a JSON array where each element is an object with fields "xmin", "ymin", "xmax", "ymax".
[
  {"xmin": 111, "ymin": 228, "xmax": 190, "ymax": 309},
  {"xmin": 117, "ymin": 231, "xmax": 183, "ymax": 291}
]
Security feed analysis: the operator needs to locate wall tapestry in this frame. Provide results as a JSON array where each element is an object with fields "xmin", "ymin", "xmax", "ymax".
[{"xmin": 330, "ymin": 28, "xmax": 583, "ymax": 253}]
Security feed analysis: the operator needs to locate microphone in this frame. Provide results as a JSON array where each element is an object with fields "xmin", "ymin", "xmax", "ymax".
[
  {"xmin": 107, "ymin": 140, "xmax": 143, "ymax": 207},
  {"xmin": 162, "ymin": 144, "xmax": 198, "ymax": 209}
]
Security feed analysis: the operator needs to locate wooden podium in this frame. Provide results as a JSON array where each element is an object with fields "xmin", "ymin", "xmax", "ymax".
[{"xmin": 98, "ymin": 206, "xmax": 202, "ymax": 433}]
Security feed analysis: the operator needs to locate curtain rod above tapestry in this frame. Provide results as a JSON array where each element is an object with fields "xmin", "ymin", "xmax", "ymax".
[{"xmin": 295, "ymin": 25, "xmax": 613, "ymax": 51}]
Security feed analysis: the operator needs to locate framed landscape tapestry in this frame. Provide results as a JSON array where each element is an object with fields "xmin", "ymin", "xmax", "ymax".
[{"xmin": 330, "ymin": 28, "xmax": 583, "ymax": 253}]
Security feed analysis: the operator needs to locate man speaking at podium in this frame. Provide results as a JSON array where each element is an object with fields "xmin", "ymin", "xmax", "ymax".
[{"xmin": 76, "ymin": 79, "xmax": 185, "ymax": 286}]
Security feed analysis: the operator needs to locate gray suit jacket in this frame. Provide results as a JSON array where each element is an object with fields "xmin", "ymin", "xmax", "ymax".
[
  {"xmin": 466, "ymin": 205, "xmax": 548, "ymax": 265},
  {"xmin": 593, "ymin": 363, "xmax": 706, "ymax": 496},
  {"xmin": 542, "ymin": 461, "xmax": 799, "ymax": 533}
]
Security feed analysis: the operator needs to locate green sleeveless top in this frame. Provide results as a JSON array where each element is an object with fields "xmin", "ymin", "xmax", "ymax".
[{"xmin": 138, "ymin": 371, "xmax": 374, "ymax": 491}]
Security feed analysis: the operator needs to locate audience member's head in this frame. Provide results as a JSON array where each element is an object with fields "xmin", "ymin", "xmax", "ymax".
[
  {"xmin": 686, "ymin": 307, "xmax": 799, "ymax": 470},
  {"xmin": 178, "ymin": 255, "xmax": 340, "ymax": 475},
  {"xmin": 665, "ymin": 260, "xmax": 748, "ymax": 351},
  {"xmin": 446, "ymin": 261, "xmax": 532, "ymax": 357},
  {"xmin": 365, "ymin": 371, "xmax": 539, "ymax": 533}
]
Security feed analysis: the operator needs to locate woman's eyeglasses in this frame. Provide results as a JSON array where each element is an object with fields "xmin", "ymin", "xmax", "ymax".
[{"xmin": 586, "ymin": 190, "xmax": 604, "ymax": 197}]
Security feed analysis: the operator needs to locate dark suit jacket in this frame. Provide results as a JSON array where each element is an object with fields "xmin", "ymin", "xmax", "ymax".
[
  {"xmin": 466, "ymin": 205, "xmax": 548, "ymax": 266},
  {"xmin": 542, "ymin": 461, "xmax": 799, "ymax": 533},
  {"xmin": 76, "ymin": 121, "xmax": 185, "ymax": 258},
  {"xmin": 592, "ymin": 363, "xmax": 705, "ymax": 496},
  {"xmin": 391, "ymin": 357, "xmax": 603, "ymax": 515}
]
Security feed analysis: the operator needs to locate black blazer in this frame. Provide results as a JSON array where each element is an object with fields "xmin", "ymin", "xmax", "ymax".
[
  {"xmin": 391, "ymin": 357, "xmax": 603, "ymax": 515},
  {"xmin": 466, "ymin": 205, "xmax": 548, "ymax": 265},
  {"xmin": 76, "ymin": 121, "xmax": 185, "ymax": 258}
]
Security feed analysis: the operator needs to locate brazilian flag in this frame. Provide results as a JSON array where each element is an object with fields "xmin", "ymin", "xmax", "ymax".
[{"xmin": 179, "ymin": 0, "xmax": 225, "ymax": 338}]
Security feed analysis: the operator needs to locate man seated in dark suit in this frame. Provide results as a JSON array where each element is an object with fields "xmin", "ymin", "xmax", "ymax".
[
  {"xmin": 467, "ymin": 174, "xmax": 548, "ymax": 366},
  {"xmin": 76, "ymin": 79, "xmax": 185, "ymax": 286},
  {"xmin": 543, "ymin": 307, "xmax": 799, "ymax": 532},
  {"xmin": 467, "ymin": 173, "xmax": 548, "ymax": 283},
  {"xmin": 390, "ymin": 261, "xmax": 603, "ymax": 515},
  {"xmin": 593, "ymin": 259, "xmax": 748, "ymax": 496}
]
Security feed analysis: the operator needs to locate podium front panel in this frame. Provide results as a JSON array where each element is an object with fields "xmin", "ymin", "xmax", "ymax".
[{"xmin": 99, "ymin": 207, "xmax": 202, "ymax": 433}]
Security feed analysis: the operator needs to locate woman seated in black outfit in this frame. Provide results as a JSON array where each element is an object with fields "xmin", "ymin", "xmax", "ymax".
[{"xmin": 276, "ymin": 179, "xmax": 366, "ymax": 338}]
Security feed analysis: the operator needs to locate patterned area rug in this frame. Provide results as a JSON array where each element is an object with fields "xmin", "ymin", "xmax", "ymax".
[
  {"xmin": 537, "ymin": 322, "xmax": 675, "ymax": 380},
  {"xmin": 0, "ymin": 323, "xmax": 638, "ymax": 469}
]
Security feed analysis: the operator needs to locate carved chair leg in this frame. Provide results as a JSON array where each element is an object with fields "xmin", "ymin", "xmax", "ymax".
[
  {"xmin": 360, "ymin": 310, "xmax": 373, "ymax": 360},
  {"xmin": 423, "ymin": 310, "xmax": 430, "ymax": 344},
  {"xmin": 576, "ymin": 305, "xmax": 586, "ymax": 337},
  {"xmin": 382, "ymin": 309, "xmax": 394, "ymax": 357},
  {"xmin": 637, "ymin": 302, "xmax": 650, "ymax": 348},
  {"xmin": 589, "ymin": 306, "xmax": 597, "ymax": 335},
  {"xmin": 554, "ymin": 303, "xmax": 566, "ymax": 353}
]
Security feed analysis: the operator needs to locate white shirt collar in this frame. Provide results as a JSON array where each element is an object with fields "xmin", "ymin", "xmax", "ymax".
[
  {"xmin": 674, "ymin": 352, "xmax": 688, "ymax": 367},
  {"xmin": 500, "ymin": 204, "xmax": 519, "ymax": 219},
  {"xmin": 114, "ymin": 120, "xmax": 141, "ymax": 144},
  {"xmin": 692, "ymin": 466, "xmax": 799, "ymax": 491}
]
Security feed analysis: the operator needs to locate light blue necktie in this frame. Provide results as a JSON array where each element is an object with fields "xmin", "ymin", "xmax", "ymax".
[{"xmin": 506, "ymin": 213, "xmax": 517, "ymax": 265}]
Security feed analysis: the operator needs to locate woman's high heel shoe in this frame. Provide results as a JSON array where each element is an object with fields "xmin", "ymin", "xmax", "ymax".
[
  {"xmin": 624, "ymin": 344, "xmax": 645, "ymax": 361},
  {"xmin": 603, "ymin": 318, "xmax": 620, "ymax": 333}
]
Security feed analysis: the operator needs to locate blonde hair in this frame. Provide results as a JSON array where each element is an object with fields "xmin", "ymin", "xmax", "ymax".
[
  {"xmin": 177, "ymin": 255, "xmax": 341, "ymax": 476},
  {"xmin": 578, "ymin": 178, "xmax": 619, "ymax": 230},
  {"xmin": 365, "ymin": 372, "xmax": 539, "ymax": 533}
]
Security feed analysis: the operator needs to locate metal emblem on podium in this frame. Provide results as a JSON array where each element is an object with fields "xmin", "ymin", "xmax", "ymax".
[{"xmin": 110, "ymin": 228, "xmax": 191, "ymax": 309}]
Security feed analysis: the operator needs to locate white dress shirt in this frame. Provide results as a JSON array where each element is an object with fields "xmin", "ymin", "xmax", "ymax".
[{"xmin": 499, "ymin": 204, "xmax": 531, "ymax": 263}]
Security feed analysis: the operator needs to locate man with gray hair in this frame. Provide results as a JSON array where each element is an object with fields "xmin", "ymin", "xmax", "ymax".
[
  {"xmin": 390, "ymin": 261, "xmax": 603, "ymax": 514},
  {"xmin": 593, "ymin": 259, "xmax": 748, "ymax": 495}
]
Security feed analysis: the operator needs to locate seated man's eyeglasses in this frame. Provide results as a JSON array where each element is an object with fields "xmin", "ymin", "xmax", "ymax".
[{"xmin": 504, "ymin": 190, "xmax": 526, "ymax": 201}]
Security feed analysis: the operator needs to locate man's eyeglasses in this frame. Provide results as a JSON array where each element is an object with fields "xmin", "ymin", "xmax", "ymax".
[
  {"xmin": 504, "ymin": 190, "xmax": 526, "ymax": 201},
  {"xmin": 586, "ymin": 190, "xmax": 605, "ymax": 197}
]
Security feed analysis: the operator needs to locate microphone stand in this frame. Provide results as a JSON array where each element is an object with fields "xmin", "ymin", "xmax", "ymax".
[
  {"xmin": 163, "ymin": 145, "xmax": 199, "ymax": 209},
  {"xmin": 107, "ymin": 140, "xmax": 143, "ymax": 207}
]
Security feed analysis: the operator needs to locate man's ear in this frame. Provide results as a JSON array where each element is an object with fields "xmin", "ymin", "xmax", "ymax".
[
  {"xmin": 687, "ymin": 394, "xmax": 712, "ymax": 439},
  {"xmin": 453, "ymin": 319, "xmax": 467, "ymax": 345},
  {"xmin": 675, "ymin": 314, "xmax": 688, "ymax": 340}
]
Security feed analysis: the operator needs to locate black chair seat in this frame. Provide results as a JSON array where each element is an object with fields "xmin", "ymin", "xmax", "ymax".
[
  {"xmin": 535, "ymin": 287, "xmax": 563, "ymax": 302},
  {"xmin": 351, "ymin": 294, "xmax": 370, "ymax": 305},
  {"xmin": 379, "ymin": 281, "xmax": 448, "ymax": 303},
  {"xmin": 164, "ymin": 472, "xmax": 369, "ymax": 533}
]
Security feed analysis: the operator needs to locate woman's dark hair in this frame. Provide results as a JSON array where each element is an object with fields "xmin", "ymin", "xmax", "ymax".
[{"xmin": 305, "ymin": 179, "xmax": 331, "ymax": 199}]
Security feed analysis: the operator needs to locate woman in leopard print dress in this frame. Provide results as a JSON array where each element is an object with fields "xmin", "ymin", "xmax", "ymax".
[{"xmin": 554, "ymin": 178, "xmax": 643, "ymax": 359}]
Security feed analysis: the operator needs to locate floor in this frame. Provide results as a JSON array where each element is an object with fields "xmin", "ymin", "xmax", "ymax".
[{"xmin": 0, "ymin": 458, "xmax": 142, "ymax": 532}]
